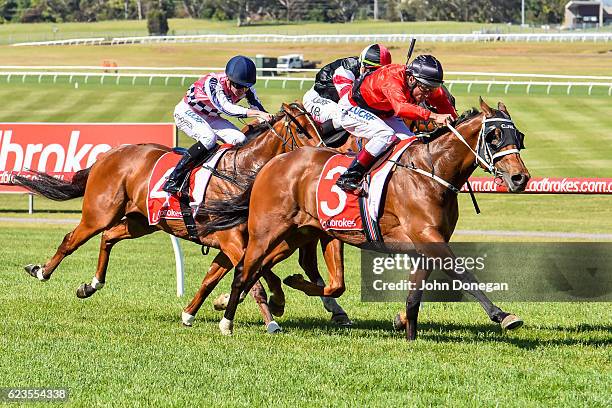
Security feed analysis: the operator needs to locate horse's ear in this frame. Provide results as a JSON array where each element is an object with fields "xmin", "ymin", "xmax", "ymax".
[
  {"xmin": 281, "ymin": 102, "xmax": 290, "ymax": 110},
  {"xmin": 497, "ymin": 101, "xmax": 510, "ymax": 118},
  {"xmin": 479, "ymin": 96, "xmax": 493, "ymax": 117}
]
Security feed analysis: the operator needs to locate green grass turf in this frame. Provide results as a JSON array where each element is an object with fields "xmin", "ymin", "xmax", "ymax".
[
  {"xmin": 0, "ymin": 19, "xmax": 593, "ymax": 44},
  {"xmin": 0, "ymin": 223, "xmax": 610, "ymax": 406}
]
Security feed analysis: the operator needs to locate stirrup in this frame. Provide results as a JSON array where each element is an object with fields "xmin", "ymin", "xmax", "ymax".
[{"xmin": 336, "ymin": 177, "xmax": 365, "ymax": 196}]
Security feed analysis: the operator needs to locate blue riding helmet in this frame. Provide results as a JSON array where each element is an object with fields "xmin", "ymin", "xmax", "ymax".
[{"xmin": 225, "ymin": 55, "xmax": 257, "ymax": 88}]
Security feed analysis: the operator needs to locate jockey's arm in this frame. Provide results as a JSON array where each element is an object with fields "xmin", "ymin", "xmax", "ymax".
[
  {"xmin": 427, "ymin": 87, "xmax": 458, "ymax": 119},
  {"xmin": 204, "ymin": 76, "xmax": 249, "ymax": 118},
  {"xmin": 332, "ymin": 64, "xmax": 356, "ymax": 100},
  {"xmin": 246, "ymin": 88, "xmax": 267, "ymax": 112},
  {"xmin": 381, "ymin": 83, "xmax": 432, "ymax": 121},
  {"xmin": 244, "ymin": 88, "xmax": 272, "ymax": 122}
]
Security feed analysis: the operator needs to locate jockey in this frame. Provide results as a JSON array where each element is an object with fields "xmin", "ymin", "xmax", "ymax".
[
  {"xmin": 335, "ymin": 54, "xmax": 458, "ymax": 193},
  {"xmin": 163, "ymin": 55, "xmax": 272, "ymax": 195},
  {"xmin": 302, "ymin": 44, "xmax": 392, "ymax": 134}
]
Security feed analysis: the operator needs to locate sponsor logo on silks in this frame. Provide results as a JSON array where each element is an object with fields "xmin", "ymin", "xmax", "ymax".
[
  {"xmin": 313, "ymin": 97, "xmax": 330, "ymax": 105},
  {"xmin": 348, "ymin": 106, "xmax": 375, "ymax": 121},
  {"xmin": 326, "ymin": 218, "xmax": 357, "ymax": 228},
  {"xmin": 184, "ymin": 110, "xmax": 206, "ymax": 123}
]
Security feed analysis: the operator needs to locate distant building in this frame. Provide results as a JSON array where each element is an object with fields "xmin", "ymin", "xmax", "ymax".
[{"xmin": 564, "ymin": 1, "xmax": 612, "ymax": 28}]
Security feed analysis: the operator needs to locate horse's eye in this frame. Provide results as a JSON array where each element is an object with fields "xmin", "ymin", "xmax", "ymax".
[{"xmin": 486, "ymin": 129, "xmax": 501, "ymax": 146}]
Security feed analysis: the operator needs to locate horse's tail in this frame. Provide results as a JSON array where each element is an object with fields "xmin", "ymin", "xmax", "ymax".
[
  {"xmin": 198, "ymin": 170, "xmax": 258, "ymax": 236},
  {"xmin": 12, "ymin": 167, "xmax": 91, "ymax": 201}
]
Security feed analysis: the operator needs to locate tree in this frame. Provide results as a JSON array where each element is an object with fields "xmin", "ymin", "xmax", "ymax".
[
  {"xmin": 147, "ymin": 3, "xmax": 168, "ymax": 35},
  {"xmin": 0, "ymin": 0, "xmax": 17, "ymax": 22},
  {"xmin": 385, "ymin": 0, "xmax": 401, "ymax": 22}
]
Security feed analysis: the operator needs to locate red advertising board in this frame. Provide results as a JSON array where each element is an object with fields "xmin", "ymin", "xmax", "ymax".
[
  {"xmin": 461, "ymin": 177, "xmax": 612, "ymax": 194},
  {"xmin": 0, "ymin": 123, "xmax": 176, "ymax": 193}
]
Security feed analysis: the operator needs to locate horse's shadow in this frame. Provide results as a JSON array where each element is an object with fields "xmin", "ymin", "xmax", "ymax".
[{"xmin": 274, "ymin": 317, "xmax": 612, "ymax": 349}]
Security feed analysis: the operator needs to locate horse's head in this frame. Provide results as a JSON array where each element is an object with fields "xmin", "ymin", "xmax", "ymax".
[
  {"xmin": 276, "ymin": 102, "xmax": 323, "ymax": 149},
  {"xmin": 474, "ymin": 98, "xmax": 530, "ymax": 192}
]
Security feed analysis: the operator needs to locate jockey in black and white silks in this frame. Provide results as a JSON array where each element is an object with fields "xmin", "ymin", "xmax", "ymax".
[{"xmin": 302, "ymin": 44, "xmax": 392, "ymax": 135}]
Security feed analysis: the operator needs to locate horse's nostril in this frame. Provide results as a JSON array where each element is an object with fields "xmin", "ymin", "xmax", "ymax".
[{"xmin": 511, "ymin": 173, "xmax": 526, "ymax": 185}]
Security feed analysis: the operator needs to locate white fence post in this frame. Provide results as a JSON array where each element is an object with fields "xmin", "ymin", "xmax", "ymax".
[{"xmin": 170, "ymin": 236, "xmax": 185, "ymax": 297}]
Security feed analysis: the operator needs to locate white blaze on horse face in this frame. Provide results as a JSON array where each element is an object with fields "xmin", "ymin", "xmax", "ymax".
[{"xmin": 321, "ymin": 166, "xmax": 348, "ymax": 217}]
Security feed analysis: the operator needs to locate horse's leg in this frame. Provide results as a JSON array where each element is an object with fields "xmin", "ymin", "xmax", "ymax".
[
  {"xmin": 76, "ymin": 215, "xmax": 157, "ymax": 298},
  {"xmin": 297, "ymin": 240, "xmax": 351, "ymax": 326},
  {"xmin": 260, "ymin": 268, "xmax": 285, "ymax": 318},
  {"xmin": 25, "ymin": 216, "xmax": 121, "ymax": 282},
  {"xmin": 396, "ymin": 268, "xmax": 432, "ymax": 341},
  {"xmin": 182, "ymin": 251, "xmax": 233, "ymax": 326},
  {"xmin": 220, "ymin": 226, "xmax": 297, "ymax": 335},
  {"xmin": 248, "ymin": 278, "xmax": 283, "ymax": 334},
  {"xmin": 415, "ymin": 229, "xmax": 523, "ymax": 332},
  {"xmin": 284, "ymin": 237, "xmax": 346, "ymax": 297}
]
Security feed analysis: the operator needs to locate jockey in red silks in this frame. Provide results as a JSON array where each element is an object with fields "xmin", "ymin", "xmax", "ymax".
[
  {"xmin": 163, "ymin": 55, "xmax": 272, "ymax": 195},
  {"xmin": 302, "ymin": 44, "xmax": 392, "ymax": 135},
  {"xmin": 335, "ymin": 54, "xmax": 458, "ymax": 193}
]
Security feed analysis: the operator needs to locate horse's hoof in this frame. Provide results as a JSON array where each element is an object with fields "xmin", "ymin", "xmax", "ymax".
[
  {"xmin": 268, "ymin": 296, "xmax": 285, "ymax": 317},
  {"xmin": 392, "ymin": 311, "xmax": 407, "ymax": 331},
  {"xmin": 501, "ymin": 314, "xmax": 523, "ymax": 330},
  {"xmin": 283, "ymin": 274, "xmax": 305, "ymax": 289},
  {"xmin": 331, "ymin": 313, "xmax": 353, "ymax": 327},
  {"xmin": 181, "ymin": 311, "xmax": 195, "ymax": 327},
  {"xmin": 219, "ymin": 317, "xmax": 233, "ymax": 336},
  {"xmin": 25, "ymin": 264, "xmax": 48, "ymax": 281},
  {"xmin": 76, "ymin": 283, "xmax": 96, "ymax": 299},
  {"xmin": 266, "ymin": 321, "xmax": 282, "ymax": 334},
  {"xmin": 213, "ymin": 294, "xmax": 230, "ymax": 311}
]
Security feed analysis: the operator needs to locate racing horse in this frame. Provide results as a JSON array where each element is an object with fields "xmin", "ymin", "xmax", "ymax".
[
  {"xmin": 14, "ymin": 102, "xmax": 356, "ymax": 331},
  {"xmin": 204, "ymin": 98, "xmax": 531, "ymax": 340}
]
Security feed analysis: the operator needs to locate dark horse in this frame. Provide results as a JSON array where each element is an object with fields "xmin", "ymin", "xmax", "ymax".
[
  {"xmin": 205, "ymin": 98, "xmax": 531, "ymax": 340},
  {"xmin": 14, "ymin": 103, "xmax": 356, "ymax": 332}
]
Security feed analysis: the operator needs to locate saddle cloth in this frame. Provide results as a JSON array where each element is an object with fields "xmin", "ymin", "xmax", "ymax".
[
  {"xmin": 146, "ymin": 146, "xmax": 229, "ymax": 225},
  {"xmin": 316, "ymin": 137, "xmax": 417, "ymax": 232}
]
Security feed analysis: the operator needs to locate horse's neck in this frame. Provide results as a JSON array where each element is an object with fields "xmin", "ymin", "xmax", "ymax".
[
  {"xmin": 428, "ymin": 114, "xmax": 483, "ymax": 186},
  {"xmin": 233, "ymin": 121, "xmax": 289, "ymax": 167}
]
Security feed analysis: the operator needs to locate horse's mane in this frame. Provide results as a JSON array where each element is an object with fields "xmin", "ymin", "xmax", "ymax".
[
  {"xmin": 234, "ymin": 111, "xmax": 285, "ymax": 150},
  {"xmin": 426, "ymin": 108, "xmax": 480, "ymax": 140}
]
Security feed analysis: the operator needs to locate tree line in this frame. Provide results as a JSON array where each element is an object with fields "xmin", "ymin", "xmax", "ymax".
[{"xmin": 0, "ymin": 0, "xmax": 569, "ymax": 27}]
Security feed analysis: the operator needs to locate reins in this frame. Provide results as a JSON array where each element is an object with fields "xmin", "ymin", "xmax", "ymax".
[{"xmin": 390, "ymin": 115, "xmax": 521, "ymax": 214}]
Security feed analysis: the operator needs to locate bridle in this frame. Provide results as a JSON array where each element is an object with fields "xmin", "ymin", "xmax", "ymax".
[
  {"xmin": 263, "ymin": 104, "xmax": 322, "ymax": 151},
  {"xmin": 393, "ymin": 112, "xmax": 525, "ymax": 194},
  {"xmin": 448, "ymin": 113, "xmax": 524, "ymax": 177}
]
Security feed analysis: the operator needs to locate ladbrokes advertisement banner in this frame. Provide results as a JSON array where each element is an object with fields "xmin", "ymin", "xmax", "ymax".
[{"xmin": 0, "ymin": 123, "xmax": 175, "ymax": 192}]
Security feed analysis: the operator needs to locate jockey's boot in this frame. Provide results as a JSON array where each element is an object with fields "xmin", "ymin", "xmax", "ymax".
[
  {"xmin": 336, "ymin": 149, "xmax": 377, "ymax": 194},
  {"xmin": 163, "ymin": 141, "xmax": 209, "ymax": 195}
]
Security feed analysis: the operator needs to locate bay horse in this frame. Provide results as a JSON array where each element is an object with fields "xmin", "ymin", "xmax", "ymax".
[
  {"xmin": 13, "ymin": 102, "xmax": 356, "ymax": 332},
  {"xmin": 206, "ymin": 98, "xmax": 531, "ymax": 340}
]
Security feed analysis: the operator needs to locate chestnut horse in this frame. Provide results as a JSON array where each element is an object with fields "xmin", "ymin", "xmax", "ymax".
[
  {"xmin": 14, "ymin": 103, "xmax": 356, "ymax": 332},
  {"xmin": 206, "ymin": 98, "xmax": 531, "ymax": 340}
]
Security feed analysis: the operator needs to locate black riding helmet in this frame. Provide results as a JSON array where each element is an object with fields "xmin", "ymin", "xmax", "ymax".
[{"xmin": 406, "ymin": 55, "xmax": 444, "ymax": 88}]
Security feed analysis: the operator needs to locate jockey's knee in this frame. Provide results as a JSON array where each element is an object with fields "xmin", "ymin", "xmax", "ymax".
[
  {"xmin": 364, "ymin": 132, "xmax": 395, "ymax": 156},
  {"xmin": 196, "ymin": 135, "xmax": 217, "ymax": 150},
  {"xmin": 221, "ymin": 131, "xmax": 247, "ymax": 146}
]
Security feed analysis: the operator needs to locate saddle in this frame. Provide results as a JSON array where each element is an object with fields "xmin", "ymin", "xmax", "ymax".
[{"xmin": 320, "ymin": 127, "xmax": 350, "ymax": 148}]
